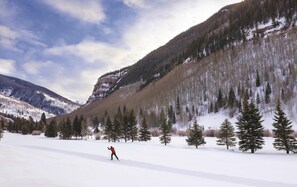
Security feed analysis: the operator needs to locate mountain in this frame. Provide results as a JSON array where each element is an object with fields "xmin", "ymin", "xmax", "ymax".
[
  {"xmin": 62, "ymin": 0, "xmax": 297, "ymax": 127},
  {"xmin": 87, "ymin": 67, "xmax": 129, "ymax": 103},
  {"xmin": 0, "ymin": 93, "xmax": 54, "ymax": 121},
  {"xmin": 0, "ymin": 74, "xmax": 80, "ymax": 118}
]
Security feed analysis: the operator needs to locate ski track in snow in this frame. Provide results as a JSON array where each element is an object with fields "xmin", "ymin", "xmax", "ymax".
[{"xmin": 19, "ymin": 145, "xmax": 297, "ymax": 187}]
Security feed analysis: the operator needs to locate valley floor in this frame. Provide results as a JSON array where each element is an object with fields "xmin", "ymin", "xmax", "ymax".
[{"xmin": 1, "ymin": 133, "xmax": 297, "ymax": 187}]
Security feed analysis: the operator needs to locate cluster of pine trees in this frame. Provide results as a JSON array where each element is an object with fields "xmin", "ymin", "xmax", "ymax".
[
  {"xmin": 6, "ymin": 113, "xmax": 90, "ymax": 140},
  {"xmin": 186, "ymin": 98, "xmax": 297, "ymax": 154},
  {"xmin": 7, "ymin": 113, "xmax": 47, "ymax": 135},
  {"xmin": 102, "ymin": 106, "xmax": 151, "ymax": 143},
  {"xmin": 57, "ymin": 115, "xmax": 89, "ymax": 139}
]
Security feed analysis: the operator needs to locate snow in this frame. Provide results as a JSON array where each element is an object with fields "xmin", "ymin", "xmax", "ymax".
[
  {"xmin": 245, "ymin": 17, "xmax": 288, "ymax": 41},
  {"xmin": 42, "ymin": 93, "xmax": 80, "ymax": 113},
  {"xmin": 1, "ymin": 132, "xmax": 297, "ymax": 187},
  {"xmin": 0, "ymin": 93, "xmax": 54, "ymax": 121}
]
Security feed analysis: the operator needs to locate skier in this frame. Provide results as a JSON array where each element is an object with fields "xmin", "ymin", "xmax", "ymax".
[{"xmin": 107, "ymin": 146, "xmax": 119, "ymax": 160}]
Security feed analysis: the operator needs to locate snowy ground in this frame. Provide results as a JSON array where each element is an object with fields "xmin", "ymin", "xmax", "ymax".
[{"xmin": 1, "ymin": 133, "xmax": 297, "ymax": 187}]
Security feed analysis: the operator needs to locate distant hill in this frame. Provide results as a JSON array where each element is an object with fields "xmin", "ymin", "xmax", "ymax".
[{"xmin": 0, "ymin": 74, "xmax": 80, "ymax": 118}]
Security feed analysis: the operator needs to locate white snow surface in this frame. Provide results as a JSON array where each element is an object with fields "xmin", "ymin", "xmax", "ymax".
[{"xmin": 1, "ymin": 133, "xmax": 297, "ymax": 187}]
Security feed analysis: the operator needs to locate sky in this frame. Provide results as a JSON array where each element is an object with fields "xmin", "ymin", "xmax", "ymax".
[{"xmin": 0, "ymin": 0, "xmax": 242, "ymax": 103}]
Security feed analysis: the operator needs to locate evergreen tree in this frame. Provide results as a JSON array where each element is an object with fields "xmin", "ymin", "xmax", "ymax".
[
  {"xmin": 256, "ymin": 70, "xmax": 261, "ymax": 87},
  {"xmin": 256, "ymin": 93, "xmax": 261, "ymax": 105},
  {"xmin": 38, "ymin": 113, "xmax": 47, "ymax": 132},
  {"xmin": 92, "ymin": 116, "xmax": 99, "ymax": 129},
  {"xmin": 72, "ymin": 115, "xmax": 81, "ymax": 139},
  {"xmin": 45, "ymin": 119, "xmax": 58, "ymax": 138},
  {"xmin": 28, "ymin": 116, "xmax": 35, "ymax": 134},
  {"xmin": 122, "ymin": 112, "xmax": 129, "ymax": 142},
  {"xmin": 59, "ymin": 117, "xmax": 72, "ymax": 140},
  {"xmin": 80, "ymin": 115, "xmax": 88, "ymax": 139},
  {"xmin": 228, "ymin": 87, "xmax": 236, "ymax": 108},
  {"xmin": 128, "ymin": 109, "xmax": 138, "ymax": 142},
  {"xmin": 159, "ymin": 110, "xmax": 171, "ymax": 145},
  {"xmin": 186, "ymin": 120, "xmax": 205, "ymax": 148},
  {"xmin": 176, "ymin": 96, "xmax": 181, "ymax": 115},
  {"xmin": 217, "ymin": 119, "xmax": 236, "ymax": 149},
  {"xmin": 272, "ymin": 99, "xmax": 297, "ymax": 154},
  {"xmin": 265, "ymin": 82, "xmax": 272, "ymax": 104},
  {"xmin": 217, "ymin": 88, "xmax": 224, "ymax": 108},
  {"xmin": 104, "ymin": 115, "xmax": 113, "ymax": 142},
  {"xmin": 139, "ymin": 115, "xmax": 151, "ymax": 141},
  {"xmin": 112, "ymin": 114, "xmax": 121, "ymax": 142},
  {"xmin": 236, "ymin": 98, "xmax": 264, "ymax": 153},
  {"xmin": 168, "ymin": 105, "xmax": 176, "ymax": 125}
]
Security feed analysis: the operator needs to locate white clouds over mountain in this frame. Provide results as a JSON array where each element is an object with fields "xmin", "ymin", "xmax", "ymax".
[{"xmin": 43, "ymin": 0, "xmax": 105, "ymax": 24}]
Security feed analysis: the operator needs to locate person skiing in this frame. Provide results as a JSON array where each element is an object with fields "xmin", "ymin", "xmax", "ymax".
[{"xmin": 107, "ymin": 146, "xmax": 119, "ymax": 160}]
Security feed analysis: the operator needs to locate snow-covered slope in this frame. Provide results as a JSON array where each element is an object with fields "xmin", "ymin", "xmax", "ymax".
[
  {"xmin": 0, "ymin": 93, "xmax": 54, "ymax": 121},
  {"xmin": 1, "ymin": 133, "xmax": 297, "ymax": 187},
  {"xmin": 0, "ymin": 74, "xmax": 80, "ymax": 117}
]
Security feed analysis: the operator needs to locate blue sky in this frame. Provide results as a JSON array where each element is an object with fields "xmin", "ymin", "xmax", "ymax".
[{"xmin": 0, "ymin": 0, "xmax": 242, "ymax": 102}]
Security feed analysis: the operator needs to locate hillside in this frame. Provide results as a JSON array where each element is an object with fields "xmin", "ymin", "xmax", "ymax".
[
  {"xmin": 116, "ymin": 0, "xmax": 297, "ymax": 89},
  {"xmin": 0, "ymin": 93, "xmax": 54, "ymax": 121},
  {"xmin": 0, "ymin": 74, "xmax": 80, "ymax": 118},
  {"xmin": 62, "ymin": 0, "xmax": 297, "ymax": 127}
]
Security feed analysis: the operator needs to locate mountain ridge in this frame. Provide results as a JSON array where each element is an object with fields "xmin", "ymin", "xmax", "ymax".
[{"xmin": 0, "ymin": 74, "xmax": 80, "ymax": 118}]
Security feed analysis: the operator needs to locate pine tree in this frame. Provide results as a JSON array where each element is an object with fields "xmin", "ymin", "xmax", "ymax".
[
  {"xmin": 38, "ymin": 113, "xmax": 47, "ymax": 132},
  {"xmin": 256, "ymin": 70, "xmax": 261, "ymax": 87},
  {"xmin": 228, "ymin": 87, "xmax": 236, "ymax": 108},
  {"xmin": 176, "ymin": 96, "xmax": 181, "ymax": 115},
  {"xmin": 139, "ymin": 115, "xmax": 151, "ymax": 141},
  {"xmin": 168, "ymin": 105, "xmax": 175, "ymax": 125},
  {"xmin": 92, "ymin": 116, "xmax": 99, "ymax": 129},
  {"xmin": 80, "ymin": 115, "xmax": 88, "ymax": 139},
  {"xmin": 104, "ymin": 115, "xmax": 113, "ymax": 142},
  {"xmin": 217, "ymin": 88, "xmax": 224, "ymax": 108},
  {"xmin": 59, "ymin": 117, "xmax": 72, "ymax": 140},
  {"xmin": 128, "ymin": 109, "xmax": 138, "ymax": 142},
  {"xmin": 217, "ymin": 119, "xmax": 236, "ymax": 149},
  {"xmin": 72, "ymin": 115, "xmax": 81, "ymax": 139},
  {"xmin": 112, "ymin": 114, "xmax": 121, "ymax": 142},
  {"xmin": 265, "ymin": 82, "xmax": 272, "ymax": 104},
  {"xmin": 272, "ymin": 99, "xmax": 297, "ymax": 154},
  {"xmin": 186, "ymin": 120, "xmax": 205, "ymax": 149},
  {"xmin": 236, "ymin": 98, "xmax": 264, "ymax": 153},
  {"xmin": 45, "ymin": 119, "xmax": 58, "ymax": 138},
  {"xmin": 159, "ymin": 110, "xmax": 171, "ymax": 145},
  {"xmin": 256, "ymin": 93, "xmax": 261, "ymax": 105},
  {"xmin": 122, "ymin": 112, "xmax": 129, "ymax": 142}
]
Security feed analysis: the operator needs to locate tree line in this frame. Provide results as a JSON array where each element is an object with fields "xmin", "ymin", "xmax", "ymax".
[
  {"xmin": 3, "ymin": 99, "xmax": 297, "ymax": 154},
  {"xmin": 186, "ymin": 97, "xmax": 297, "ymax": 154}
]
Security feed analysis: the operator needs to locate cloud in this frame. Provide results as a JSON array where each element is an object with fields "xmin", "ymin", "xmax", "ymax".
[
  {"xmin": 45, "ymin": 39, "xmax": 132, "ymax": 68},
  {"xmin": 122, "ymin": 0, "xmax": 147, "ymax": 9},
  {"xmin": 23, "ymin": 60, "xmax": 59, "ymax": 75},
  {"xmin": 0, "ymin": 0, "xmax": 15, "ymax": 19},
  {"xmin": 122, "ymin": 0, "xmax": 243, "ymax": 61},
  {"xmin": 0, "ymin": 25, "xmax": 46, "ymax": 51},
  {"xmin": 0, "ymin": 59, "xmax": 16, "ymax": 75},
  {"xmin": 43, "ymin": 0, "xmax": 105, "ymax": 24}
]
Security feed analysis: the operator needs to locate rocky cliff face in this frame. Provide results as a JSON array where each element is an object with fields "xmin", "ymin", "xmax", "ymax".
[{"xmin": 87, "ymin": 67, "xmax": 129, "ymax": 103}]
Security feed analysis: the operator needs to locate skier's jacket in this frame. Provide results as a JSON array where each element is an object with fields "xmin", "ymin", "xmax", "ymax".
[{"xmin": 109, "ymin": 146, "xmax": 116, "ymax": 154}]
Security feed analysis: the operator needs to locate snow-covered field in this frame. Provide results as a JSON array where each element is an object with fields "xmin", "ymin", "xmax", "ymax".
[{"xmin": 1, "ymin": 133, "xmax": 297, "ymax": 187}]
